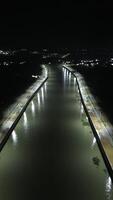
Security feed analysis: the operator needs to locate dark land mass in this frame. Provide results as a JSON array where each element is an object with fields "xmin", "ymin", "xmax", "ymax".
[
  {"xmin": 70, "ymin": 49, "xmax": 113, "ymax": 125},
  {"xmin": 0, "ymin": 50, "xmax": 42, "ymax": 120}
]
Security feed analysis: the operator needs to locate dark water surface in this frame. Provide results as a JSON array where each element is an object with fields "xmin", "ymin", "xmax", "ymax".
[{"xmin": 0, "ymin": 66, "xmax": 112, "ymax": 200}]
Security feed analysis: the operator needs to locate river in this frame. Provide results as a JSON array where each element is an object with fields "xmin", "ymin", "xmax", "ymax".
[{"xmin": 0, "ymin": 65, "xmax": 112, "ymax": 200}]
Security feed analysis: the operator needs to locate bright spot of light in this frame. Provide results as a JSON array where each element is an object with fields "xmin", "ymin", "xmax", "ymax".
[
  {"xmin": 74, "ymin": 77, "xmax": 76, "ymax": 85},
  {"xmin": 31, "ymin": 101, "xmax": 35, "ymax": 115},
  {"xmin": 3, "ymin": 61, "xmax": 9, "ymax": 66},
  {"xmin": 12, "ymin": 130, "xmax": 18, "ymax": 145},
  {"xmin": 44, "ymin": 82, "xmax": 47, "ymax": 92},
  {"xmin": 81, "ymin": 104, "xmax": 84, "ymax": 114},
  {"xmin": 106, "ymin": 176, "xmax": 112, "ymax": 199},
  {"xmin": 69, "ymin": 72, "xmax": 71, "ymax": 83},
  {"xmin": 63, "ymin": 68, "xmax": 67, "ymax": 83},
  {"xmin": 37, "ymin": 93, "xmax": 40, "ymax": 107},
  {"xmin": 41, "ymin": 87, "xmax": 44, "ymax": 103},
  {"xmin": 32, "ymin": 75, "xmax": 38, "ymax": 79},
  {"xmin": 92, "ymin": 137, "xmax": 96, "ymax": 147},
  {"xmin": 24, "ymin": 112, "xmax": 28, "ymax": 128}
]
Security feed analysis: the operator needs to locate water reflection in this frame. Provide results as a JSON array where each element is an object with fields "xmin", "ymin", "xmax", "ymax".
[
  {"xmin": 31, "ymin": 101, "xmax": 35, "ymax": 116},
  {"xmin": 37, "ymin": 93, "xmax": 40, "ymax": 107},
  {"xmin": 63, "ymin": 68, "xmax": 67, "ymax": 83},
  {"xmin": 24, "ymin": 112, "xmax": 28, "ymax": 128},
  {"xmin": 44, "ymin": 82, "xmax": 47, "ymax": 93},
  {"xmin": 74, "ymin": 77, "xmax": 76, "ymax": 85},
  {"xmin": 12, "ymin": 130, "xmax": 18, "ymax": 145},
  {"xmin": 80, "ymin": 104, "xmax": 84, "ymax": 114},
  {"xmin": 106, "ymin": 176, "xmax": 112, "ymax": 199},
  {"xmin": 68, "ymin": 72, "xmax": 71, "ymax": 85},
  {"xmin": 92, "ymin": 137, "xmax": 96, "ymax": 147},
  {"xmin": 63, "ymin": 68, "xmax": 72, "ymax": 88},
  {"xmin": 41, "ymin": 87, "xmax": 44, "ymax": 104},
  {"xmin": 0, "ymin": 66, "xmax": 113, "ymax": 200}
]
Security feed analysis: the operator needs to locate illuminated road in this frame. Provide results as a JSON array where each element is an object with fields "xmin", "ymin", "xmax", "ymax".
[{"xmin": 0, "ymin": 66, "xmax": 113, "ymax": 200}]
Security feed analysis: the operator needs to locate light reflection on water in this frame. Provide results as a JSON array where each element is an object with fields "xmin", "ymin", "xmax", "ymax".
[
  {"xmin": 63, "ymin": 66, "xmax": 113, "ymax": 199},
  {"xmin": 92, "ymin": 137, "xmax": 96, "ymax": 147},
  {"xmin": 68, "ymin": 72, "xmax": 71, "ymax": 86},
  {"xmin": 44, "ymin": 82, "xmax": 47, "ymax": 93},
  {"xmin": 63, "ymin": 68, "xmax": 72, "ymax": 87},
  {"xmin": 23, "ymin": 112, "xmax": 28, "ymax": 129},
  {"xmin": 31, "ymin": 100, "xmax": 35, "ymax": 116},
  {"xmin": 41, "ymin": 87, "xmax": 44, "ymax": 104},
  {"xmin": 12, "ymin": 130, "xmax": 18, "ymax": 145},
  {"xmin": 80, "ymin": 104, "xmax": 84, "ymax": 114},
  {"xmin": 106, "ymin": 176, "xmax": 112, "ymax": 200},
  {"xmin": 37, "ymin": 93, "xmax": 40, "ymax": 107},
  {"xmin": 74, "ymin": 77, "xmax": 76, "ymax": 85},
  {"xmin": 1, "ymin": 66, "xmax": 112, "ymax": 200},
  {"xmin": 63, "ymin": 68, "xmax": 67, "ymax": 83}
]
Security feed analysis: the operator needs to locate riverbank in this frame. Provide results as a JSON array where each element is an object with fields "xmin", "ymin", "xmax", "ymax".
[
  {"xmin": 0, "ymin": 65, "xmax": 48, "ymax": 151},
  {"xmin": 63, "ymin": 64, "xmax": 113, "ymax": 181}
]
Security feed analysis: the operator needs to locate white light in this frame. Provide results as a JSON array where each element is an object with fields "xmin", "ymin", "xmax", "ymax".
[
  {"xmin": 12, "ymin": 130, "xmax": 18, "ymax": 145},
  {"xmin": 32, "ymin": 75, "xmax": 38, "ymax": 79},
  {"xmin": 69, "ymin": 72, "xmax": 71, "ymax": 78},
  {"xmin": 31, "ymin": 101, "xmax": 35, "ymax": 115},
  {"xmin": 92, "ymin": 137, "xmax": 96, "ymax": 147},
  {"xmin": 3, "ymin": 61, "xmax": 9, "ymax": 66},
  {"xmin": 44, "ymin": 82, "xmax": 47, "ymax": 92},
  {"xmin": 91, "ymin": 63, "xmax": 94, "ymax": 67},
  {"xmin": 37, "ymin": 93, "xmax": 40, "ymax": 107},
  {"xmin": 20, "ymin": 61, "xmax": 26, "ymax": 65},
  {"xmin": 106, "ymin": 176, "xmax": 112, "ymax": 199},
  {"xmin": 63, "ymin": 69, "xmax": 67, "ymax": 83},
  {"xmin": 81, "ymin": 104, "xmax": 84, "ymax": 114},
  {"xmin": 24, "ymin": 112, "xmax": 28, "ymax": 128},
  {"xmin": 74, "ymin": 77, "xmax": 76, "ymax": 85},
  {"xmin": 41, "ymin": 87, "xmax": 44, "ymax": 103}
]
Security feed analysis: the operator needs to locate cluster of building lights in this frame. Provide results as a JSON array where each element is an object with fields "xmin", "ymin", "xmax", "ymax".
[
  {"xmin": 0, "ymin": 50, "xmax": 10, "ymax": 55},
  {"xmin": 76, "ymin": 59, "xmax": 99, "ymax": 67},
  {"xmin": 107, "ymin": 58, "xmax": 113, "ymax": 66},
  {"xmin": 0, "ymin": 60, "xmax": 27, "ymax": 68}
]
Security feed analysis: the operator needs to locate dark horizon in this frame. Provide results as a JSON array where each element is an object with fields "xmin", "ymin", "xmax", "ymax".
[{"xmin": 0, "ymin": 2, "xmax": 113, "ymax": 49}]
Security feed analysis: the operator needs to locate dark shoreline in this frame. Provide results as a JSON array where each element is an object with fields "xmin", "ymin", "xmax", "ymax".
[
  {"xmin": 74, "ymin": 66, "xmax": 113, "ymax": 125},
  {"xmin": 0, "ymin": 50, "xmax": 42, "ymax": 120}
]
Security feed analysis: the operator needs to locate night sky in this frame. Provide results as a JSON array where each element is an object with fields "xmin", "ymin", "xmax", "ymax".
[{"xmin": 0, "ymin": 2, "xmax": 113, "ymax": 48}]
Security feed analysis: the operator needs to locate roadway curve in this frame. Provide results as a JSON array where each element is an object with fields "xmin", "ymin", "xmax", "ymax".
[{"xmin": 0, "ymin": 65, "xmax": 112, "ymax": 200}]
